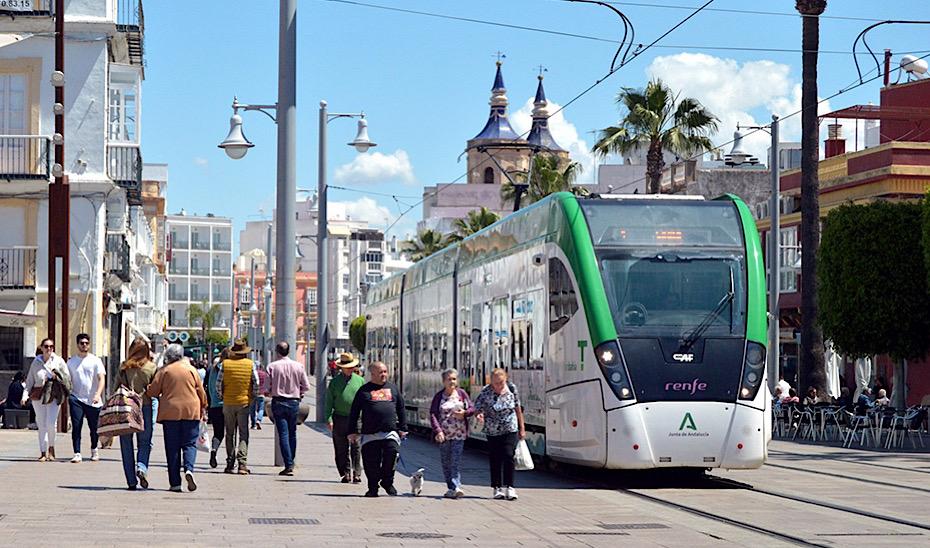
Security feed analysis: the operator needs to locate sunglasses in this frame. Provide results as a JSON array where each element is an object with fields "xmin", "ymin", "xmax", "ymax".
[
  {"xmin": 42, "ymin": 344, "xmax": 54, "ymax": 349},
  {"xmin": 78, "ymin": 340, "xmax": 90, "ymax": 345}
]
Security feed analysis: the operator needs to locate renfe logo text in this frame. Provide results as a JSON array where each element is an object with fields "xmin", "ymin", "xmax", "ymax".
[{"xmin": 665, "ymin": 378, "xmax": 708, "ymax": 395}]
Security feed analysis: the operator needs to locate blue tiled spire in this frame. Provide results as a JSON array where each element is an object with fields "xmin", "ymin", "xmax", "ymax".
[
  {"xmin": 527, "ymin": 74, "xmax": 564, "ymax": 151},
  {"xmin": 472, "ymin": 61, "xmax": 520, "ymax": 141}
]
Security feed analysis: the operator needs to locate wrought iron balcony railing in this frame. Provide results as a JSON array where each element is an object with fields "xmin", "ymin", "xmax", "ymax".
[
  {"xmin": 0, "ymin": 136, "xmax": 50, "ymax": 180},
  {"xmin": 0, "ymin": 247, "xmax": 36, "ymax": 289},
  {"xmin": 107, "ymin": 143, "xmax": 143, "ymax": 206},
  {"xmin": 105, "ymin": 234, "xmax": 131, "ymax": 282}
]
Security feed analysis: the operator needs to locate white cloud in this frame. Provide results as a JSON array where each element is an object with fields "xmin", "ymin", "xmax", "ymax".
[
  {"xmin": 193, "ymin": 157, "xmax": 209, "ymax": 167},
  {"xmin": 511, "ymin": 100, "xmax": 596, "ymax": 183},
  {"xmin": 333, "ymin": 149, "xmax": 415, "ymax": 185},
  {"xmin": 646, "ymin": 53, "xmax": 833, "ymax": 162}
]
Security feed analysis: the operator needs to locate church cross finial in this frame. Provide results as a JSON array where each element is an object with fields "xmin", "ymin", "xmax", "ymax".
[
  {"xmin": 537, "ymin": 65, "xmax": 548, "ymax": 78},
  {"xmin": 493, "ymin": 51, "xmax": 506, "ymax": 65}
]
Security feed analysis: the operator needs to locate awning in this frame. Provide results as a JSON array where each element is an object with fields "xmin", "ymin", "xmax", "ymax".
[
  {"xmin": 0, "ymin": 34, "xmax": 31, "ymax": 48},
  {"xmin": 0, "ymin": 309, "xmax": 40, "ymax": 328}
]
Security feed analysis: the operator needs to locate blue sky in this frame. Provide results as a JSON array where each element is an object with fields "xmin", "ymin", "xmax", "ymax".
[{"xmin": 141, "ymin": 0, "xmax": 929, "ymax": 247}]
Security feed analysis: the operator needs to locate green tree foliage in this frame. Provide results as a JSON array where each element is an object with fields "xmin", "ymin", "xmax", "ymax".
[
  {"xmin": 448, "ymin": 207, "xmax": 500, "ymax": 243},
  {"xmin": 187, "ymin": 300, "xmax": 223, "ymax": 345},
  {"xmin": 349, "ymin": 315, "xmax": 367, "ymax": 354},
  {"xmin": 401, "ymin": 229, "xmax": 449, "ymax": 262},
  {"xmin": 592, "ymin": 79, "xmax": 718, "ymax": 194},
  {"xmin": 501, "ymin": 154, "xmax": 587, "ymax": 206},
  {"xmin": 818, "ymin": 202, "xmax": 930, "ymax": 360}
]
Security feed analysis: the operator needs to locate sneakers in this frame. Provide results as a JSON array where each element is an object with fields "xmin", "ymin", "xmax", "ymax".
[
  {"xmin": 454, "ymin": 487, "xmax": 465, "ymax": 499},
  {"xmin": 91, "ymin": 449, "xmax": 100, "ymax": 462},
  {"xmin": 185, "ymin": 471, "xmax": 197, "ymax": 492},
  {"xmin": 209, "ymin": 451, "xmax": 218, "ymax": 469},
  {"xmin": 493, "ymin": 487, "xmax": 505, "ymax": 499},
  {"xmin": 443, "ymin": 489, "xmax": 457, "ymax": 499},
  {"xmin": 224, "ymin": 464, "xmax": 236, "ymax": 474},
  {"xmin": 136, "ymin": 469, "xmax": 149, "ymax": 489},
  {"xmin": 238, "ymin": 466, "xmax": 251, "ymax": 475},
  {"xmin": 169, "ymin": 485, "xmax": 182, "ymax": 493},
  {"xmin": 279, "ymin": 467, "xmax": 294, "ymax": 476},
  {"xmin": 506, "ymin": 486, "xmax": 518, "ymax": 501},
  {"xmin": 71, "ymin": 453, "xmax": 82, "ymax": 463},
  {"xmin": 256, "ymin": 423, "xmax": 262, "ymax": 430}
]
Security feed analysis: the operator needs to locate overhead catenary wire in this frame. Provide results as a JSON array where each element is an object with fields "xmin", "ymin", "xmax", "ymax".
[
  {"xmin": 317, "ymin": 0, "xmax": 919, "ymax": 56},
  {"xmin": 320, "ymin": 0, "xmax": 718, "ymax": 306}
]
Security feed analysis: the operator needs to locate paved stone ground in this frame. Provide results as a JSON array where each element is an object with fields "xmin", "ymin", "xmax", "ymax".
[{"xmin": 1, "ymin": 397, "xmax": 928, "ymax": 547}]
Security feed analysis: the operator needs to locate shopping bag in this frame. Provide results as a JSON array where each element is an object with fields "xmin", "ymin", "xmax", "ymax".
[
  {"xmin": 514, "ymin": 439, "xmax": 534, "ymax": 471},
  {"xmin": 97, "ymin": 386, "xmax": 143, "ymax": 437},
  {"xmin": 196, "ymin": 420, "xmax": 210, "ymax": 453}
]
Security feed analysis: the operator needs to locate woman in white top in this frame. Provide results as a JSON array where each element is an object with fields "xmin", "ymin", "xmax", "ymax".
[{"xmin": 24, "ymin": 337, "xmax": 71, "ymax": 461}]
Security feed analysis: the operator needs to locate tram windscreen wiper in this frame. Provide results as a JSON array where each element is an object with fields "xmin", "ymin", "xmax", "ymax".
[{"xmin": 678, "ymin": 290, "xmax": 734, "ymax": 352}]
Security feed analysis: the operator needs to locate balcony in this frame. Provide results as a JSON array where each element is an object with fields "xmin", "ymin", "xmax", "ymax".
[
  {"xmin": 168, "ymin": 263, "xmax": 187, "ymax": 275},
  {"xmin": 189, "ymin": 289, "xmax": 209, "ymax": 302},
  {"xmin": 105, "ymin": 234, "xmax": 131, "ymax": 282},
  {"xmin": 191, "ymin": 239, "xmax": 210, "ymax": 251},
  {"xmin": 0, "ymin": 0, "xmax": 53, "ymax": 16},
  {"xmin": 212, "ymin": 264, "xmax": 230, "ymax": 277},
  {"xmin": 107, "ymin": 143, "xmax": 142, "ymax": 206},
  {"xmin": 190, "ymin": 265, "xmax": 210, "ymax": 277},
  {"xmin": 0, "ymin": 136, "xmax": 50, "ymax": 180},
  {"xmin": 0, "ymin": 247, "xmax": 36, "ymax": 289},
  {"xmin": 212, "ymin": 238, "xmax": 231, "ymax": 251},
  {"xmin": 115, "ymin": 0, "xmax": 144, "ymax": 66},
  {"xmin": 135, "ymin": 304, "xmax": 165, "ymax": 335},
  {"xmin": 170, "ymin": 235, "xmax": 188, "ymax": 250},
  {"xmin": 212, "ymin": 288, "xmax": 231, "ymax": 303}
]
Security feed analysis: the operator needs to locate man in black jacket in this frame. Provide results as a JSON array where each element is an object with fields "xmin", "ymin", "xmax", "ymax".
[{"xmin": 348, "ymin": 362, "xmax": 407, "ymax": 497}]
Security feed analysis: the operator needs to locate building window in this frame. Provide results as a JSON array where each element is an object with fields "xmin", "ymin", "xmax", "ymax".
[
  {"xmin": 549, "ymin": 257, "xmax": 578, "ymax": 334},
  {"xmin": 342, "ymin": 274, "xmax": 349, "ymax": 290},
  {"xmin": 365, "ymin": 273, "xmax": 382, "ymax": 285},
  {"xmin": 307, "ymin": 289, "xmax": 317, "ymax": 306},
  {"xmin": 367, "ymin": 262, "xmax": 382, "ymax": 272},
  {"xmin": 779, "ymin": 226, "xmax": 799, "ymax": 293},
  {"xmin": 0, "ymin": 74, "xmax": 27, "ymax": 135},
  {"xmin": 341, "ymin": 318, "xmax": 349, "ymax": 332},
  {"xmin": 483, "ymin": 167, "xmax": 494, "ymax": 184},
  {"xmin": 108, "ymin": 84, "xmax": 138, "ymax": 142},
  {"xmin": 363, "ymin": 251, "xmax": 383, "ymax": 263}
]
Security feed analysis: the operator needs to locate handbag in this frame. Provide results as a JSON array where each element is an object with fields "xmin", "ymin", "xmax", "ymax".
[
  {"xmin": 28, "ymin": 385, "xmax": 44, "ymax": 401},
  {"xmin": 514, "ymin": 439, "xmax": 535, "ymax": 471},
  {"xmin": 97, "ymin": 385, "xmax": 144, "ymax": 437},
  {"xmin": 196, "ymin": 420, "xmax": 210, "ymax": 453}
]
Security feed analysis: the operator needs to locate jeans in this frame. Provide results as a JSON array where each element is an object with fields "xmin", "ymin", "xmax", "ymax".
[
  {"xmin": 439, "ymin": 439, "xmax": 465, "ymax": 490},
  {"xmin": 120, "ymin": 404, "xmax": 154, "ymax": 487},
  {"xmin": 162, "ymin": 419, "xmax": 199, "ymax": 488},
  {"xmin": 223, "ymin": 404, "xmax": 250, "ymax": 467},
  {"xmin": 487, "ymin": 432, "xmax": 518, "ymax": 488},
  {"xmin": 207, "ymin": 406, "xmax": 225, "ymax": 452},
  {"xmin": 271, "ymin": 398, "xmax": 299, "ymax": 468},
  {"xmin": 250, "ymin": 396, "xmax": 265, "ymax": 427},
  {"xmin": 361, "ymin": 438, "xmax": 399, "ymax": 493},
  {"xmin": 68, "ymin": 395, "xmax": 101, "ymax": 454},
  {"xmin": 331, "ymin": 414, "xmax": 361, "ymax": 478},
  {"xmin": 32, "ymin": 400, "xmax": 60, "ymax": 453}
]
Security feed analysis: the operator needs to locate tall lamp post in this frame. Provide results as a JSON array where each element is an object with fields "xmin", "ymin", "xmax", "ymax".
[
  {"xmin": 218, "ymin": 0, "xmax": 297, "ymax": 356},
  {"xmin": 316, "ymin": 101, "xmax": 377, "ymax": 422}
]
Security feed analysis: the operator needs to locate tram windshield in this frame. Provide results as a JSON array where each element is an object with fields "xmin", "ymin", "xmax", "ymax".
[{"xmin": 580, "ymin": 200, "xmax": 747, "ymax": 338}]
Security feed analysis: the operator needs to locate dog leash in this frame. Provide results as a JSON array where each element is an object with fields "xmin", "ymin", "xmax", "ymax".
[{"xmin": 395, "ymin": 436, "xmax": 411, "ymax": 475}]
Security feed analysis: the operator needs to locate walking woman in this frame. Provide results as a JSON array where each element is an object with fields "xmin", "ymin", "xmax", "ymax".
[
  {"xmin": 429, "ymin": 368, "xmax": 475, "ymax": 499},
  {"xmin": 146, "ymin": 344, "xmax": 208, "ymax": 492},
  {"xmin": 206, "ymin": 349, "xmax": 226, "ymax": 469},
  {"xmin": 474, "ymin": 368, "xmax": 525, "ymax": 501},
  {"xmin": 116, "ymin": 337, "xmax": 157, "ymax": 490},
  {"xmin": 25, "ymin": 338, "xmax": 71, "ymax": 461}
]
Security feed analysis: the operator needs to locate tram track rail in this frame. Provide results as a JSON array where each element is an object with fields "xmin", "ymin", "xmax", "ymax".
[
  {"xmin": 761, "ymin": 461, "xmax": 930, "ymax": 494},
  {"xmin": 768, "ymin": 448, "xmax": 930, "ymax": 476}
]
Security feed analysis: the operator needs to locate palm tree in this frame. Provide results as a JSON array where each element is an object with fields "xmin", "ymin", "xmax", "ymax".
[
  {"xmin": 796, "ymin": 0, "xmax": 827, "ymax": 395},
  {"xmin": 187, "ymin": 300, "xmax": 222, "ymax": 345},
  {"xmin": 592, "ymin": 79, "xmax": 718, "ymax": 194},
  {"xmin": 401, "ymin": 229, "xmax": 449, "ymax": 262},
  {"xmin": 501, "ymin": 154, "xmax": 588, "ymax": 206},
  {"xmin": 448, "ymin": 207, "xmax": 500, "ymax": 243}
]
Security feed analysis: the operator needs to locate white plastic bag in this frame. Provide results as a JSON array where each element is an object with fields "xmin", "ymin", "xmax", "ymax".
[
  {"xmin": 196, "ymin": 420, "xmax": 209, "ymax": 453},
  {"xmin": 514, "ymin": 439, "xmax": 534, "ymax": 471}
]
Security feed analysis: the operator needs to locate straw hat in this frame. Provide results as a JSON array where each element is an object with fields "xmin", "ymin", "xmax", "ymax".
[
  {"xmin": 229, "ymin": 338, "xmax": 251, "ymax": 358},
  {"xmin": 335, "ymin": 352, "xmax": 359, "ymax": 368}
]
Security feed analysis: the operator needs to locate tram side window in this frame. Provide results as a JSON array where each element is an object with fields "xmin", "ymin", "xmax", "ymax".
[{"xmin": 549, "ymin": 258, "xmax": 579, "ymax": 334}]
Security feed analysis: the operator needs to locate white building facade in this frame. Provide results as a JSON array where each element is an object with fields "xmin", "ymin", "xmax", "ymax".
[
  {"xmin": 0, "ymin": 0, "xmax": 151, "ymax": 379},
  {"xmin": 166, "ymin": 213, "xmax": 233, "ymax": 339}
]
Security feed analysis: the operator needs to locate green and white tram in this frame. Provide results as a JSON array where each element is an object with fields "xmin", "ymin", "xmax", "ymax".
[{"xmin": 365, "ymin": 192, "xmax": 768, "ymax": 469}]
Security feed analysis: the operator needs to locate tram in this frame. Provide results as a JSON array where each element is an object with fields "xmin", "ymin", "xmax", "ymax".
[{"xmin": 365, "ymin": 192, "xmax": 769, "ymax": 469}]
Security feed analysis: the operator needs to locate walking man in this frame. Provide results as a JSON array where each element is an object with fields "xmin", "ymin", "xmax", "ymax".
[
  {"xmin": 325, "ymin": 353, "xmax": 364, "ymax": 483},
  {"xmin": 348, "ymin": 362, "xmax": 407, "ymax": 497},
  {"xmin": 266, "ymin": 341, "xmax": 310, "ymax": 476},
  {"xmin": 216, "ymin": 339, "xmax": 258, "ymax": 475},
  {"xmin": 66, "ymin": 333, "xmax": 105, "ymax": 463}
]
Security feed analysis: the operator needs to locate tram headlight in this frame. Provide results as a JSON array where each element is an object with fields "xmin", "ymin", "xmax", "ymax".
[
  {"xmin": 738, "ymin": 341, "xmax": 766, "ymax": 401},
  {"xmin": 595, "ymin": 340, "xmax": 634, "ymax": 401}
]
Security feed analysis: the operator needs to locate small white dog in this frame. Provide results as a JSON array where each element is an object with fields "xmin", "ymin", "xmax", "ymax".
[{"xmin": 409, "ymin": 468, "xmax": 425, "ymax": 496}]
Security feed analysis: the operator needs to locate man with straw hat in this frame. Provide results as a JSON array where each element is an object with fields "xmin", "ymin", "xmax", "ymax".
[
  {"xmin": 216, "ymin": 338, "xmax": 259, "ymax": 475},
  {"xmin": 325, "ymin": 352, "xmax": 364, "ymax": 483}
]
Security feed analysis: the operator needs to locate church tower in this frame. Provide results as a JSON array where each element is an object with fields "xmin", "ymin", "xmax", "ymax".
[
  {"xmin": 465, "ymin": 60, "xmax": 531, "ymax": 185},
  {"xmin": 527, "ymin": 72, "xmax": 570, "ymax": 165}
]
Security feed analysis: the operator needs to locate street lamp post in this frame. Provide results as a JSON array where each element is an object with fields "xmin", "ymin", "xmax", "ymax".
[
  {"xmin": 315, "ymin": 100, "xmax": 377, "ymax": 422},
  {"xmin": 219, "ymin": 0, "xmax": 297, "ymax": 360}
]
